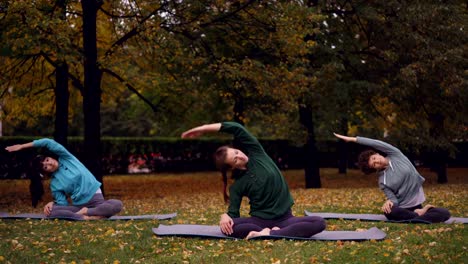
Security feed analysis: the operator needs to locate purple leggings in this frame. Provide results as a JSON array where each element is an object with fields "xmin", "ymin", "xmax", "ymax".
[
  {"xmin": 230, "ymin": 209, "xmax": 326, "ymax": 239},
  {"xmin": 49, "ymin": 193, "xmax": 123, "ymax": 220},
  {"xmin": 384, "ymin": 204, "xmax": 451, "ymax": 223}
]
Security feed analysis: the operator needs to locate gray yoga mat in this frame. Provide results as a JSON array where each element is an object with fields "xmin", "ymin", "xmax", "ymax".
[
  {"xmin": 0, "ymin": 212, "xmax": 9, "ymax": 217},
  {"xmin": 152, "ymin": 224, "xmax": 387, "ymax": 241},
  {"xmin": 0, "ymin": 212, "xmax": 177, "ymax": 221},
  {"xmin": 304, "ymin": 211, "xmax": 468, "ymax": 224}
]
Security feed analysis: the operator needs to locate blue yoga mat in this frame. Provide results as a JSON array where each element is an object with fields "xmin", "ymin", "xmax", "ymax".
[
  {"xmin": 152, "ymin": 224, "xmax": 387, "ymax": 241},
  {"xmin": 304, "ymin": 211, "xmax": 468, "ymax": 224},
  {"xmin": 0, "ymin": 212, "xmax": 177, "ymax": 221}
]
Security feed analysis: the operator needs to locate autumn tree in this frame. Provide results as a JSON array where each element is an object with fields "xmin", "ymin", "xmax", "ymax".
[
  {"xmin": 314, "ymin": 0, "xmax": 468, "ymax": 182},
  {"xmin": 162, "ymin": 1, "xmax": 325, "ymax": 188},
  {"xmin": 0, "ymin": 1, "xmax": 82, "ymax": 144}
]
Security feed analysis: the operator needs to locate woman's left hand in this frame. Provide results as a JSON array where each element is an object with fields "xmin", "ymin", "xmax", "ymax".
[
  {"xmin": 5, "ymin": 144, "xmax": 23, "ymax": 152},
  {"xmin": 181, "ymin": 123, "xmax": 222, "ymax": 138},
  {"xmin": 5, "ymin": 142, "xmax": 33, "ymax": 152},
  {"xmin": 181, "ymin": 129, "xmax": 203, "ymax": 138},
  {"xmin": 333, "ymin": 133, "xmax": 357, "ymax": 143}
]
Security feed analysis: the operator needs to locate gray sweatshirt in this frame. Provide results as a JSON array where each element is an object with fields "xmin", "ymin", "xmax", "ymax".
[{"xmin": 357, "ymin": 137, "xmax": 425, "ymax": 208}]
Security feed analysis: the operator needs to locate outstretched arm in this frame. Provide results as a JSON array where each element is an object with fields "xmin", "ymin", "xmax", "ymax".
[
  {"xmin": 7, "ymin": 139, "xmax": 74, "ymax": 159},
  {"xmin": 181, "ymin": 123, "xmax": 222, "ymax": 138},
  {"xmin": 5, "ymin": 142, "xmax": 34, "ymax": 152},
  {"xmin": 333, "ymin": 133, "xmax": 357, "ymax": 143}
]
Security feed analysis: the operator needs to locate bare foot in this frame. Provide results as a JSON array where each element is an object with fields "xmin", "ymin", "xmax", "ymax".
[
  {"xmin": 415, "ymin": 204, "xmax": 435, "ymax": 216},
  {"xmin": 246, "ymin": 228, "xmax": 271, "ymax": 240},
  {"xmin": 414, "ymin": 208, "xmax": 423, "ymax": 216},
  {"xmin": 76, "ymin": 207, "xmax": 89, "ymax": 215},
  {"xmin": 424, "ymin": 204, "xmax": 435, "ymax": 210},
  {"xmin": 272, "ymin": 227, "xmax": 280, "ymax": 231}
]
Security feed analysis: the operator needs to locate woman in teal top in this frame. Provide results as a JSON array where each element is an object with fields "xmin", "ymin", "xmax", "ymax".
[
  {"xmin": 182, "ymin": 122, "xmax": 326, "ymax": 239},
  {"xmin": 5, "ymin": 139, "xmax": 123, "ymax": 220}
]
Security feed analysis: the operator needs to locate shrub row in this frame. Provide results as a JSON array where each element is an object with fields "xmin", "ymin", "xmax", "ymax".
[{"xmin": 0, "ymin": 137, "xmax": 466, "ymax": 179}]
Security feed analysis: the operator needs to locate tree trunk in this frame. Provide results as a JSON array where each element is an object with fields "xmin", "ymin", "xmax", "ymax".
[
  {"xmin": 429, "ymin": 113, "xmax": 448, "ymax": 183},
  {"xmin": 299, "ymin": 104, "xmax": 321, "ymax": 188},
  {"xmin": 233, "ymin": 95, "xmax": 244, "ymax": 125},
  {"xmin": 337, "ymin": 140, "xmax": 348, "ymax": 174},
  {"xmin": 53, "ymin": 0, "xmax": 69, "ymax": 147},
  {"xmin": 54, "ymin": 62, "xmax": 69, "ymax": 146},
  {"xmin": 81, "ymin": 0, "xmax": 103, "ymax": 187},
  {"xmin": 337, "ymin": 118, "xmax": 348, "ymax": 174},
  {"xmin": 434, "ymin": 158, "xmax": 448, "ymax": 184}
]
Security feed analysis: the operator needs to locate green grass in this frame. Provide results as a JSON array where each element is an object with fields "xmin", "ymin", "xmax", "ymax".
[{"xmin": 0, "ymin": 168, "xmax": 467, "ymax": 263}]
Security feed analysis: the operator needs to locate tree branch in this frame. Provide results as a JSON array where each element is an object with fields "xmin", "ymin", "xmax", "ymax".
[
  {"xmin": 39, "ymin": 51, "xmax": 84, "ymax": 93},
  {"xmin": 101, "ymin": 68, "xmax": 160, "ymax": 113},
  {"xmin": 103, "ymin": 3, "xmax": 169, "ymax": 58}
]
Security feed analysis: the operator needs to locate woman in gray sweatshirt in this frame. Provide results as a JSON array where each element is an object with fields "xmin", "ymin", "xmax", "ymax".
[{"xmin": 334, "ymin": 133, "xmax": 450, "ymax": 223}]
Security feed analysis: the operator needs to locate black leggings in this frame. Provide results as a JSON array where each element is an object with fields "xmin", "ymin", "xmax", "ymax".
[
  {"xmin": 230, "ymin": 209, "xmax": 326, "ymax": 239},
  {"xmin": 384, "ymin": 204, "xmax": 451, "ymax": 223}
]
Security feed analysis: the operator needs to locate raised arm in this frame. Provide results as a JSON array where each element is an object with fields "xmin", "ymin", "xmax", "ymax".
[
  {"xmin": 333, "ymin": 133, "xmax": 357, "ymax": 143},
  {"xmin": 181, "ymin": 123, "xmax": 222, "ymax": 138},
  {"xmin": 5, "ymin": 142, "xmax": 34, "ymax": 152},
  {"xmin": 334, "ymin": 133, "xmax": 401, "ymax": 156}
]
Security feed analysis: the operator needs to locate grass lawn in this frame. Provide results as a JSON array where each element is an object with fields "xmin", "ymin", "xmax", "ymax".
[{"xmin": 0, "ymin": 168, "xmax": 467, "ymax": 263}]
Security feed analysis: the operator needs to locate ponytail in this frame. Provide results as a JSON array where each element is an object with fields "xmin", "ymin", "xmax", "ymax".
[
  {"xmin": 215, "ymin": 146, "xmax": 231, "ymax": 204},
  {"xmin": 221, "ymin": 169, "xmax": 229, "ymax": 204},
  {"xmin": 29, "ymin": 171, "xmax": 44, "ymax": 208},
  {"xmin": 29, "ymin": 155, "xmax": 46, "ymax": 207}
]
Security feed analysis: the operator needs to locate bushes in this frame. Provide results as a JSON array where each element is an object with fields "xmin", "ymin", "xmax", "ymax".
[{"xmin": 0, "ymin": 137, "xmax": 466, "ymax": 179}]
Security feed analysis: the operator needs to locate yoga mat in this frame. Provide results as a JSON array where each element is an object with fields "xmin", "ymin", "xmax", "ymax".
[
  {"xmin": 152, "ymin": 224, "xmax": 386, "ymax": 241},
  {"xmin": 0, "ymin": 212, "xmax": 177, "ymax": 221},
  {"xmin": 0, "ymin": 212, "xmax": 9, "ymax": 217},
  {"xmin": 304, "ymin": 211, "xmax": 468, "ymax": 224}
]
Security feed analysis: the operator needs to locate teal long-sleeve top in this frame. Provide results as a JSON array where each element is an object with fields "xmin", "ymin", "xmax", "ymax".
[
  {"xmin": 33, "ymin": 139, "xmax": 101, "ymax": 206},
  {"xmin": 221, "ymin": 122, "xmax": 294, "ymax": 219},
  {"xmin": 356, "ymin": 137, "xmax": 425, "ymax": 207}
]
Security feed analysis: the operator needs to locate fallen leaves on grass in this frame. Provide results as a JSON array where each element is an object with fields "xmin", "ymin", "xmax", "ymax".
[{"xmin": 0, "ymin": 169, "xmax": 466, "ymax": 263}]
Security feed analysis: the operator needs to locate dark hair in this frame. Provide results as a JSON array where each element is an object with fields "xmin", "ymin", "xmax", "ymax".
[
  {"xmin": 29, "ymin": 155, "xmax": 46, "ymax": 207},
  {"xmin": 358, "ymin": 150, "xmax": 377, "ymax": 174},
  {"xmin": 32, "ymin": 155, "xmax": 47, "ymax": 174},
  {"xmin": 214, "ymin": 146, "xmax": 231, "ymax": 204}
]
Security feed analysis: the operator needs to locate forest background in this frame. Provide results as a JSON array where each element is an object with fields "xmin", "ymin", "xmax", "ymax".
[{"xmin": 0, "ymin": 0, "xmax": 467, "ymax": 187}]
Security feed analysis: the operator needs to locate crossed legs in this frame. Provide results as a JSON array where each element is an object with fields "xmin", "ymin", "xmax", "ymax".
[
  {"xmin": 230, "ymin": 210, "xmax": 326, "ymax": 239},
  {"xmin": 384, "ymin": 204, "xmax": 451, "ymax": 223},
  {"xmin": 49, "ymin": 193, "xmax": 123, "ymax": 220}
]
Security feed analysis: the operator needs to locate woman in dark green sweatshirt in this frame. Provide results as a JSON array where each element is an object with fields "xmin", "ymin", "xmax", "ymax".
[{"xmin": 182, "ymin": 122, "xmax": 326, "ymax": 239}]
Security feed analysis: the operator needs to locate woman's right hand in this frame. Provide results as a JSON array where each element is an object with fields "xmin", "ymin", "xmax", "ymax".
[
  {"xmin": 381, "ymin": 200, "xmax": 394, "ymax": 214},
  {"xmin": 44, "ymin": 201, "xmax": 54, "ymax": 216},
  {"xmin": 333, "ymin": 133, "xmax": 357, "ymax": 143},
  {"xmin": 219, "ymin": 213, "xmax": 234, "ymax": 235}
]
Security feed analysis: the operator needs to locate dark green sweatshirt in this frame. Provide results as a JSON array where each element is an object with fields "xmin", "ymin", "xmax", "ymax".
[{"xmin": 221, "ymin": 122, "xmax": 294, "ymax": 219}]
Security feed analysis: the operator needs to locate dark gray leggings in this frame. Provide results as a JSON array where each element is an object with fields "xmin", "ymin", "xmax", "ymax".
[
  {"xmin": 49, "ymin": 193, "xmax": 123, "ymax": 220},
  {"xmin": 384, "ymin": 204, "xmax": 451, "ymax": 223},
  {"xmin": 230, "ymin": 209, "xmax": 326, "ymax": 239}
]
